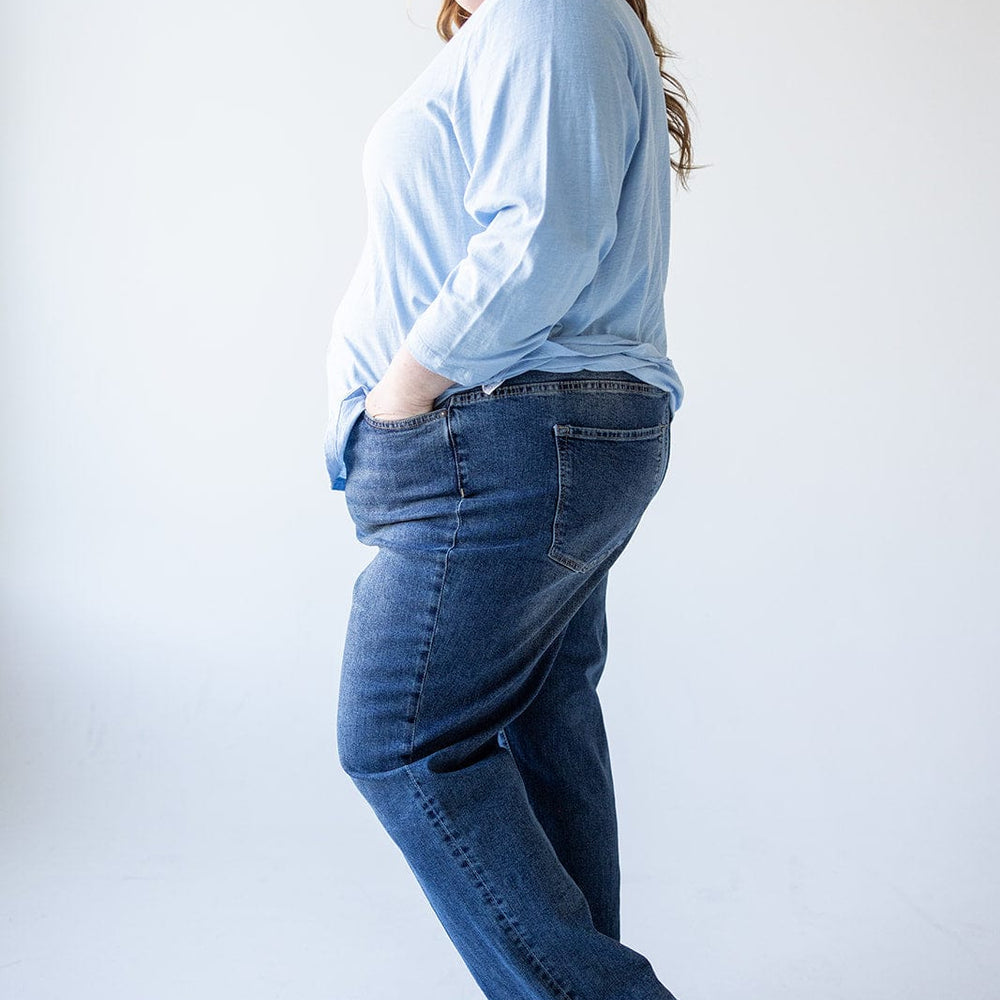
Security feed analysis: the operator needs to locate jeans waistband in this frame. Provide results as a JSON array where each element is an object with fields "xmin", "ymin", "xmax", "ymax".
[{"xmin": 445, "ymin": 369, "xmax": 667, "ymax": 407}]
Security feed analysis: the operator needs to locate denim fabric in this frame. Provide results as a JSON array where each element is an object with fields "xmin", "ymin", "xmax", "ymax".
[{"xmin": 334, "ymin": 369, "xmax": 679, "ymax": 1000}]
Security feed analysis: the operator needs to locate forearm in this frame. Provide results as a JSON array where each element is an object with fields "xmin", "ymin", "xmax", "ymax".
[{"xmin": 380, "ymin": 343, "xmax": 459, "ymax": 405}]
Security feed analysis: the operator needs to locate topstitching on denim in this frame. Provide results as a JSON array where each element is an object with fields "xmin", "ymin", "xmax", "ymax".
[
  {"xmin": 405, "ymin": 405, "xmax": 465, "ymax": 765},
  {"xmin": 444, "ymin": 379, "xmax": 667, "ymax": 409},
  {"xmin": 396, "ymin": 406, "xmax": 580, "ymax": 999},
  {"xmin": 362, "ymin": 407, "xmax": 449, "ymax": 431},
  {"xmin": 401, "ymin": 764, "xmax": 579, "ymax": 1000}
]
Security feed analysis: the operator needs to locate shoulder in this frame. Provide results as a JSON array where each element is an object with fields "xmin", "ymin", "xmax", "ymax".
[
  {"xmin": 461, "ymin": 0, "xmax": 633, "ymax": 59},
  {"xmin": 472, "ymin": 0, "xmax": 622, "ymax": 25}
]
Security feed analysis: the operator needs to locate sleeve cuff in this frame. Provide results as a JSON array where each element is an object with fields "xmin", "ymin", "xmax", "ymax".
[{"xmin": 403, "ymin": 326, "xmax": 488, "ymax": 388}]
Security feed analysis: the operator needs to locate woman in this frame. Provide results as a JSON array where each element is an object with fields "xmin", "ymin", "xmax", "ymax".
[{"xmin": 323, "ymin": 0, "xmax": 698, "ymax": 996}]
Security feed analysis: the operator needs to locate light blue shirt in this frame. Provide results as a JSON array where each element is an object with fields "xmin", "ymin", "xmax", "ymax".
[{"xmin": 324, "ymin": 0, "xmax": 684, "ymax": 490}]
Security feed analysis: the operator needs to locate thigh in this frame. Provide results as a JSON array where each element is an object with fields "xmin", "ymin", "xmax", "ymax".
[{"xmin": 338, "ymin": 373, "xmax": 673, "ymax": 772}]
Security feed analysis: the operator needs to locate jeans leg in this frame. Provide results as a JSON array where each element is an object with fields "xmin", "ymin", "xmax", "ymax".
[
  {"xmin": 337, "ymin": 380, "xmax": 678, "ymax": 1000},
  {"xmin": 502, "ymin": 569, "xmax": 622, "ymax": 942},
  {"xmin": 339, "ymin": 543, "xmax": 674, "ymax": 1000}
]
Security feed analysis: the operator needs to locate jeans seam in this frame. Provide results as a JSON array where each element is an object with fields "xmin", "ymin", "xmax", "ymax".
[
  {"xmin": 447, "ymin": 380, "xmax": 664, "ymax": 407},
  {"xmin": 406, "ymin": 506, "xmax": 460, "ymax": 764},
  {"xmin": 402, "ymin": 410, "xmax": 576, "ymax": 999},
  {"xmin": 401, "ymin": 764, "xmax": 578, "ymax": 1000},
  {"xmin": 406, "ymin": 408, "xmax": 465, "ymax": 762},
  {"xmin": 549, "ymin": 431, "xmax": 584, "ymax": 572}
]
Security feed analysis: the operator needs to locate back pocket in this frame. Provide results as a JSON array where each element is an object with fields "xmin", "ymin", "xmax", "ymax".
[{"xmin": 548, "ymin": 422, "xmax": 670, "ymax": 573}]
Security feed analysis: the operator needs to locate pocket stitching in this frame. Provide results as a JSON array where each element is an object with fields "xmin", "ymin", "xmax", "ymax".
[
  {"xmin": 554, "ymin": 423, "xmax": 665, "ymax": 442},
  {"xmin": 548, "ymin": 423, "xmax": 669, "ymax": 573},
  {"xmin": 362, "ymin": 408, "xmax": 447, "ymax": 431}
]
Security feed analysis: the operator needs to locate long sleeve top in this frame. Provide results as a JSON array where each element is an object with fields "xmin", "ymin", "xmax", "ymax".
[{"xmin": 323, "ymin": 0, "xmax": 684, "ymax": 491}]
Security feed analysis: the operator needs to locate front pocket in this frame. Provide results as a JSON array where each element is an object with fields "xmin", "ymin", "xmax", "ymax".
[
  {"xmin": 548, "ymin": 422, "xmax": 670, "ymax": 573},
  {"xmin": 362, "ymin": 407, "xmax": 447, "ymax": 431}
]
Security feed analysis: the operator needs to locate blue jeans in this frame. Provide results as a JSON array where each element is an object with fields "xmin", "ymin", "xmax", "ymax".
[{"xmin": 336, "ymin": 369, "xmax": 679, "ymax": 1000}]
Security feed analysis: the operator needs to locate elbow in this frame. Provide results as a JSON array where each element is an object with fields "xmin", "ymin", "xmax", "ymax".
[{"xmin": 525, "ymin": 208, "xmax": 619, "ymax": 297}]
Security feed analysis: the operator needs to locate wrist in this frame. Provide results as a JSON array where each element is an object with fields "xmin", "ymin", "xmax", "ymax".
[{"xmin": 384, "ymin": 344, "xmax": 458, "ymax": 402}]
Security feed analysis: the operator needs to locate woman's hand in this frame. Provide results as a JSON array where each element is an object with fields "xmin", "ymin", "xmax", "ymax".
[{"xmin": 365, "ymin": 344, "xmax": 459, "ymax": 420}]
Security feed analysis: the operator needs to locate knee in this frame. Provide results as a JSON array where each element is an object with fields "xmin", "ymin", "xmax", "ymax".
[{"xmin": 336, "ymin": 714, "xmax": 406, "ymax": 779}]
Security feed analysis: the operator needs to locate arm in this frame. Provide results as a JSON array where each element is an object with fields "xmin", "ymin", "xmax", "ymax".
[
  {"xmin": 365, "ymin": 345, "xmax": 458, "ymax": 420},
  {"xmin": 392, "ymin": 0, "xmax": 639, "ymax": 396}
]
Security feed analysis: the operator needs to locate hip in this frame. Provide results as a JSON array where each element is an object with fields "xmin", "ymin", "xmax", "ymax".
[{"xmin": 343, "ymin": 370, "xmax": 674, "ymax": 576}]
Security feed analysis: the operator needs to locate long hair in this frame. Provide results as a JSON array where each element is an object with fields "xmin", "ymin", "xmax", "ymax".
[{"xmin": 434, "ymin": 0, "xmax": 702, "ymax": 189}]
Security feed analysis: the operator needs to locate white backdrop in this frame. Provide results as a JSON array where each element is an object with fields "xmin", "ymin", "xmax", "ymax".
[{"xmin": 2, "ymin": 1, "xmax": 998, "ymax": 998}]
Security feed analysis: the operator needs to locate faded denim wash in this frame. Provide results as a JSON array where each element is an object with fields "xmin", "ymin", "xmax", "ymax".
[{"xmin": 333, "ymin": 369, "xmax": 680, "ymax": 1000}]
